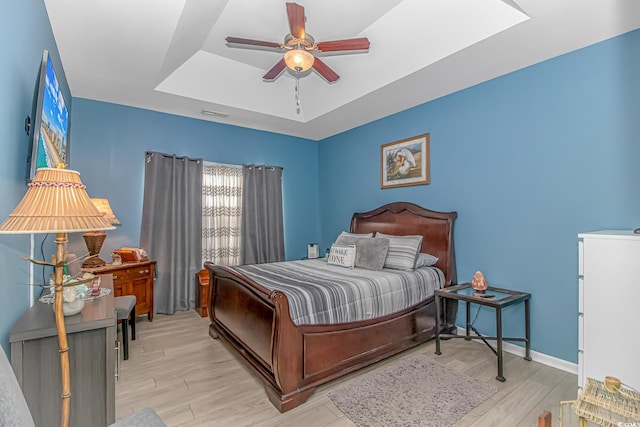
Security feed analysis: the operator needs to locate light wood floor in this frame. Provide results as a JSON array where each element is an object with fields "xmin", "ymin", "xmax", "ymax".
[{"xmin": 115, "ymin": 310, "xmax": 577, "ymax": 427}]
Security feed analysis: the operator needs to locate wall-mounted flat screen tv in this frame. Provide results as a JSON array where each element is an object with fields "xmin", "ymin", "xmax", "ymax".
[{"xmin": 26, "ymin": 50, "xmax": 70, "ymax": 182}]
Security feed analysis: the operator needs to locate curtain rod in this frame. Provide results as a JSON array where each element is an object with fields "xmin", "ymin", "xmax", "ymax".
[
  {"xmin": 147, "ymin": 152, "xmax": 283, "ymax": 171},
  {"xmin": 146, "ymin": 151, "xmax": 202, "ymax": 163},
  {"xmin": 244, "ymin": 165, "xmax": 283, "ymax": 171}
]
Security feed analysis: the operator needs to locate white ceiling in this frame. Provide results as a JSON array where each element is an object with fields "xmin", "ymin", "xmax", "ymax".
[{"xmin": 44, "ymin": 0, "xmax": 640, "ymax": 141}]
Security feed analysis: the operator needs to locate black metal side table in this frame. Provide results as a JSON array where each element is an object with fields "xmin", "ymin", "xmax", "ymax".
[{"xmin": 435, "ymin": 283, "xmax": 531, "ymax": 381}]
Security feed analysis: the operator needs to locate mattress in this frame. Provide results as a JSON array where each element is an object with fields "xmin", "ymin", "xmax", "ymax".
[{"xmin": 232, "ymin": 258, "xmax": 444, "ymax": 325}]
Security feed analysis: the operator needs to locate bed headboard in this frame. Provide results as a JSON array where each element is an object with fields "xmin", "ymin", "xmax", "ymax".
[{"xmin": 350, "ymin": 202, "xmax": 457, "ymax": 286}]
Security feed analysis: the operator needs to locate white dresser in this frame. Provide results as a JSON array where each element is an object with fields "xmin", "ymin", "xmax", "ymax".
[{"xmin": 578, "ymin": 230, "xmax": 640, "ymax": 389}]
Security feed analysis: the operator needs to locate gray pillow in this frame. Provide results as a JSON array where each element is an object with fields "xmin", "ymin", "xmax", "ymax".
[{"xmin": 354, "ymin": 238, "xmax": 390, "ymax": 271}]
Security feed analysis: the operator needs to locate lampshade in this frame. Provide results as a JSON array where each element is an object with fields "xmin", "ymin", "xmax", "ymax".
[
  {"xmin": 90, "ymin": 198, "xmax": 121, "ymax": 226},
  {"xmin": 82, "ymin": 197, "xmax": 120, "ymax": 268},
  {"xmin": 0, "ymin": 167, "xmax": 115, "ymax": 234},
  {"xmin": 284, "ymin": 49, "xmax": 315, "ymax": 72}
]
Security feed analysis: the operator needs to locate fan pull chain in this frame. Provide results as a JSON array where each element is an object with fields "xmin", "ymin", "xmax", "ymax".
[{"xmin": 295, "ymin": 67, "xmax": 301, "ymax": 114}]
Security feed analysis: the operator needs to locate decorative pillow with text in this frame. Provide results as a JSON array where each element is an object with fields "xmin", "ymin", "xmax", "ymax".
[{"xmin": 327, "ymin": 244, "xmax": 357, "ymax": 268}]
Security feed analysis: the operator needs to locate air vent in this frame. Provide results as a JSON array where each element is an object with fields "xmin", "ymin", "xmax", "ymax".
[{"xmin": 201, "ymin": 109, "xmax": 229, "ymax": 118}]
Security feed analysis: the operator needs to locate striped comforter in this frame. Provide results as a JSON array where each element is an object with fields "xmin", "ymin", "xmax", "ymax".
[{"xmin": 232, "ymin": 258, "xmax": 444, "ymax": 326}]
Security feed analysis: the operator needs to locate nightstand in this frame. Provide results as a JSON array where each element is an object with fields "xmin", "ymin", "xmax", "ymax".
[
  {"xmin": 434, "ymin": 283, "xmax": 531, "ymax": 381},
  {"xmin": 195, "ymin": 269, "xmax": 209, "ymax": 318}
]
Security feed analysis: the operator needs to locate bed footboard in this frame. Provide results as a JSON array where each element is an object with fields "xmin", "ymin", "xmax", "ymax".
[
  {"xmin": 207, "ymin": 263, "xmax": 275, "ymax": 372},
  {"xmin": 206, "ymin": 263, "xmax": 315, "ymax": 411}
]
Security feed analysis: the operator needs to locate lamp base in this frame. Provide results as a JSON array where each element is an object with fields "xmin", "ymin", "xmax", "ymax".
[
  {"xmin": 82, "ymin": 256, "xmax": 106, "ymax": 268},
  {"xmin": 82, "ymin": 231, "xmax": 107, "ymax": 268}
]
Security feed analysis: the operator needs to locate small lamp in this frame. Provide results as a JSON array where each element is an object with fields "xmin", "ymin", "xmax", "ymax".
[
  {"xmin": 471, "ymin": 271, "xmax": 488, "ymax": 296},
  {"xmin": 0, "ymin": 167, "xmax": 114, "ymax": 427},
  {"xmin": 82, "ymin": 198, "xmax": 120, "ymax": 268}
]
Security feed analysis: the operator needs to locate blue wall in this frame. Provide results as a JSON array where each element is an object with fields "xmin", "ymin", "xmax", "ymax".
[
  {"xmin": 67, "ymin": 99, "xmax": 320, "ymax": 263},
  {"xmin": 318, "ymin": 30, "xmax": 640, "ymax": 363},
  {"xmin": 0, "ymin": 0, "xmax": 70, "ymax": 352}
]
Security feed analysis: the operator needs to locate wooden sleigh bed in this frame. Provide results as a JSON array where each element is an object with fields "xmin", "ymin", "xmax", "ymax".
[{"xmin": 205, "ymin": 202, "xmax": 458, "ymax": 412}]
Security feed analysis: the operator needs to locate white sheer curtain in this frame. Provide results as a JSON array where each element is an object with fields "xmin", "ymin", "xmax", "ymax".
[{"xmin": 202, "ymin": 161, "xmax": 243, "ymax": 266}]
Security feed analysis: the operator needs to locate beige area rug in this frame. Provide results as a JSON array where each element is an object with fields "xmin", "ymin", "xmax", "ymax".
[{"xmin": 328, "ymin": 354, "xmax": 498, "ymax": 427}]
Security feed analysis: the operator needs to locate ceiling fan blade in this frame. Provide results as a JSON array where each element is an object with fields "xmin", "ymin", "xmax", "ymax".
[
  {"xmin": 263, "ymin": 59, "xmax": 287, "ymax": 81},
  {"xmin": 286, "ymin": 2, "xmax": 306, "ymax": 40},
  {"xmin": 312, "ymin": 58, "xmax": 339, "ymax": 83},
  {"xmin": 226, "ymin": 37, "xmax": 282, "ymax": 52},
  {"xmin": 317, "ymin": 38, "xmax": 370, "ymax": 54}
]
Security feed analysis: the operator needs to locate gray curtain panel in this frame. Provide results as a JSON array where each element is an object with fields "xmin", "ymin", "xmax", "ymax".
[
  {"xmin": 241, "ymin": 165, "xmax": 285, "ymax": 265},
  {"xmin": 140, "ymin": 152, "xmax": 203, "ymax": 314}
]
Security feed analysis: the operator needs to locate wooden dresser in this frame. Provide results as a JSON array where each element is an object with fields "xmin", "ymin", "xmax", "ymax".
[
  {"xmin": 85, "ymin": 260, "xmax": 156, "ymax": 320},
  {"xmin": 10, "ymin": 275, "xmax": 116, "ymax": 426}
]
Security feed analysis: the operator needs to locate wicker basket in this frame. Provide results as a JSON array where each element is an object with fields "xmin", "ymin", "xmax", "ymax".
[{"xmin": 573, "ymin": 378, "xmax": 640, "ymax": 427}]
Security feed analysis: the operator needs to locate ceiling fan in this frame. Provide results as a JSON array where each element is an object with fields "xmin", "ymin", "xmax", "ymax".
[{"xmin": 225, "ymin": 2, "xmax": 370, "ymax": 84}]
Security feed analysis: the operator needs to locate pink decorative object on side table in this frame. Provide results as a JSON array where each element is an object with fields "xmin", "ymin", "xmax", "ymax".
[{"xmin": 472, "ymin": 271, "xmax": 488, "ymax": 296}]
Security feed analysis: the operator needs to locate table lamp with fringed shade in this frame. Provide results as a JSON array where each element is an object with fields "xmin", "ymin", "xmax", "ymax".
[
  {"xmin": 0, "ymin": 167, "xmax": 114, "ymax": 427},
  {"xmin": 82, "ymin": 198, "xmax": 121, "ymax": 268}
]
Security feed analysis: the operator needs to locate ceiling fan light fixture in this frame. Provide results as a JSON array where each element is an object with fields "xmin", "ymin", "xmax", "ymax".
[{"xmin": 284, "ymin": 49, "xmax": 314, "ymax": 72}]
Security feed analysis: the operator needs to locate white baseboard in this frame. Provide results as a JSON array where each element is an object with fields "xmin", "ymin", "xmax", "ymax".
[{"xmin": 455, "ymin": 327, "xmax": 578, "ymax": 375}]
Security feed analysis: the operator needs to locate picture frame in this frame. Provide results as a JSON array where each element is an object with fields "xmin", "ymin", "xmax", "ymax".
[{"xmin": 381, "ymin": 133, "xmax": 430, "ymax": 189}]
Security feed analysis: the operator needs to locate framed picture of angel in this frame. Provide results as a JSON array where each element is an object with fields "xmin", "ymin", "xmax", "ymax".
[{"xmin": 380, "ymin": 133, "xmax": 430, "ymax": 189}]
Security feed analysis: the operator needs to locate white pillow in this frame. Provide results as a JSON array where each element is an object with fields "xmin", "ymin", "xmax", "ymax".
[
  {"xmin": 336, "ymin": 231, "xmax": 373, "ymax": 240},
  {"xmin": 327, "ymin": 244, "xmax": 357, "ymax": 268},
  {"xmin": 375, "ymin": 233, "xmax": 423, "ymax": 270},
  {"xmin": 342, "ymin": 231, "xmax": 374, "ymax": 237},
  {"xmin": 415, "ymin": 253, "xmax": 439, "ymax": 268},
  {"xmin": 334, "ymin": 231, "xmax": 375, "ymax": 247}
]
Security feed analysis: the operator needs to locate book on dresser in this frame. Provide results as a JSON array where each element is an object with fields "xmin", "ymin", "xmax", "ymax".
[{"xmin": 83, "ymin": 260, "xmax": 156, "ymax": 321}]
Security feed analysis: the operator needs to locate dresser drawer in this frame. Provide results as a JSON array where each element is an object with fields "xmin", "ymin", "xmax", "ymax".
[{"xmin": 112, "ymin": 266, "xmax": 152, "ymax": 283}]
